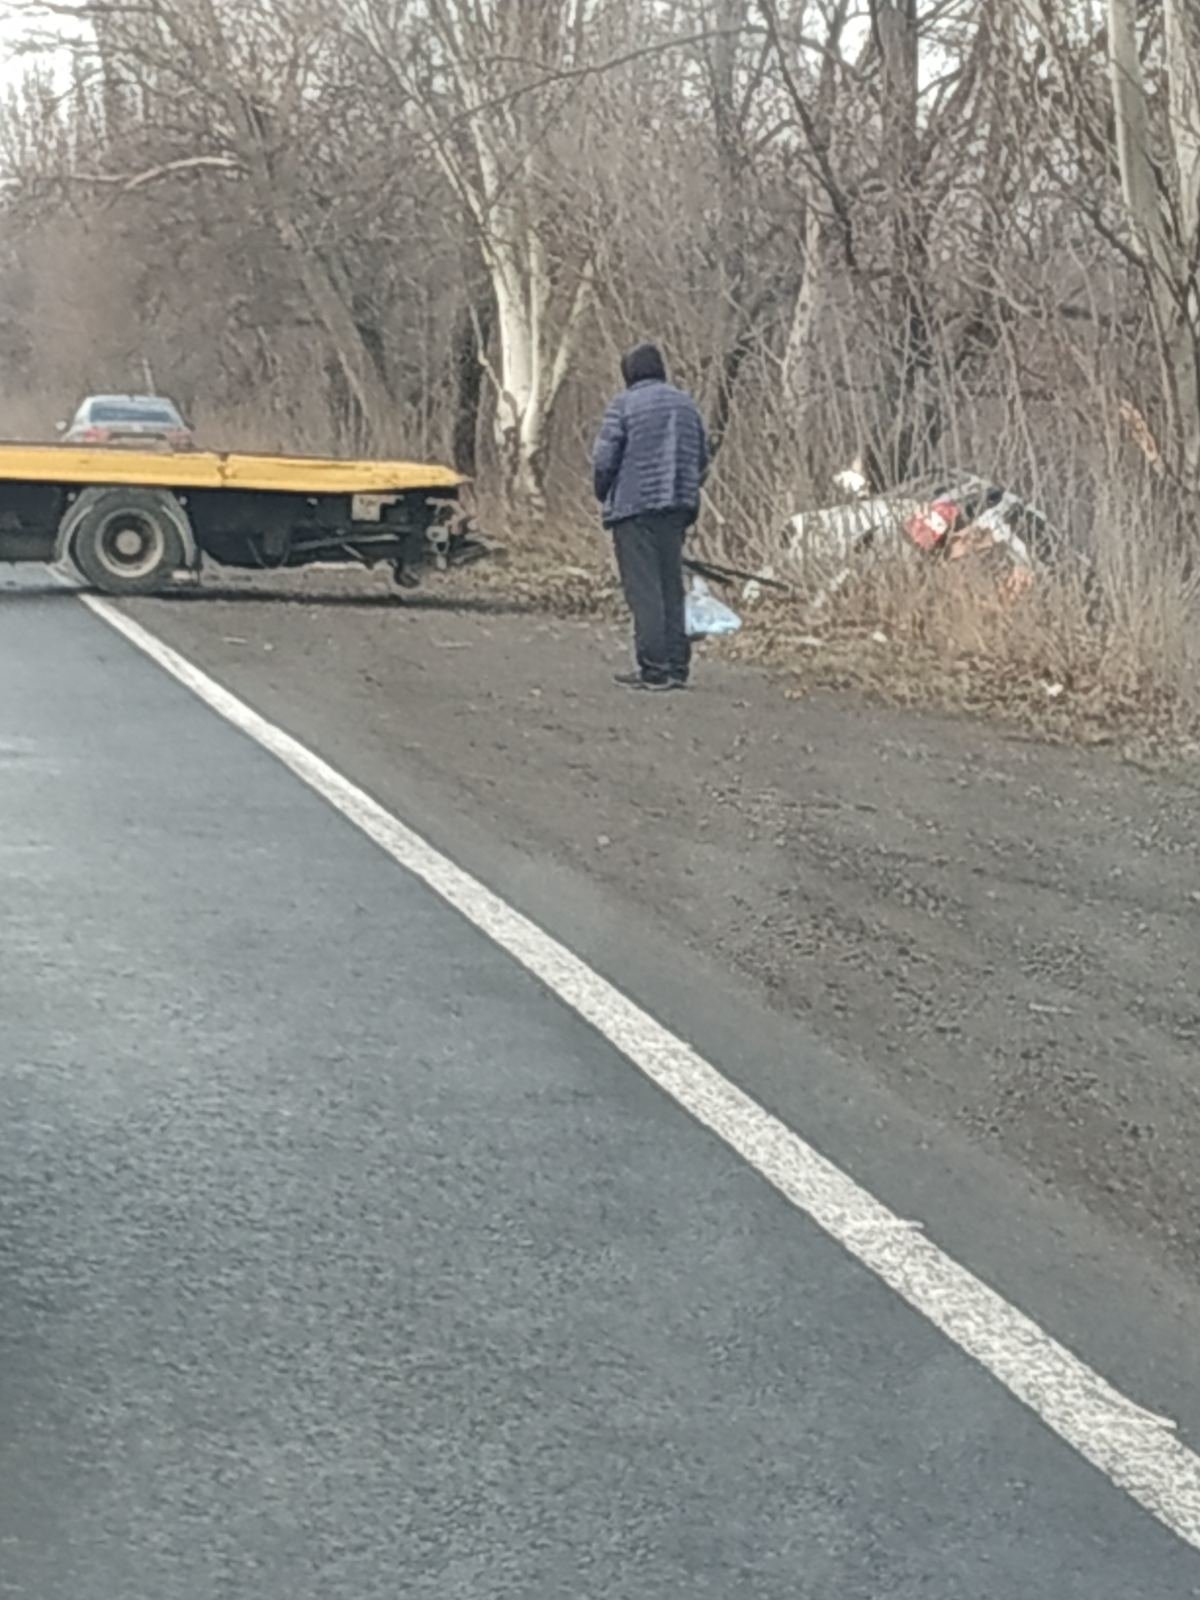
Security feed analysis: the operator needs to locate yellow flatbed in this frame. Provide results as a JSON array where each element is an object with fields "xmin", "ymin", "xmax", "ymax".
[
  {"xmin": 0, "ymin": 442, "xmax": 465, "ymax": 496},
  {"xmin": 0, "ymin": 442, "xmax": 478, "ymax": 595}
]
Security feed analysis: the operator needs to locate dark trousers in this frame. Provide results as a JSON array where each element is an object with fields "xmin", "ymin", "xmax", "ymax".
[{"xmin": 612, "ymin": 510, "xmax": 692, "ymax": 683}]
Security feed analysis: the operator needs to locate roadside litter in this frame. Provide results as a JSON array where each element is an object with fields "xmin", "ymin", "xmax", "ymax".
[
  {"xmin": 685, "ymin": 575, "xmax": 742, "ymax": 638},
  {"xmin": 681, "ymin": 555, "xmax": 787, "ymax": 631}
]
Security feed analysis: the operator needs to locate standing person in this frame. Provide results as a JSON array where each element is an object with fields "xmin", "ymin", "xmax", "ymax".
[{"xmin": 592, "ymin": 342, "xmax": 709, "ymax": 691}]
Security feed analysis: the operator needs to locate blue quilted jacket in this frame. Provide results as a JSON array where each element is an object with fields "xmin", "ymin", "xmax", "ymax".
[{"xmin": 592, "ymin": 379, "xmax": 709, "ymax": 528}]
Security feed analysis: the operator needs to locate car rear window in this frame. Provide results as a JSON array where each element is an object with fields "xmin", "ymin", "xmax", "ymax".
[{"xmin": 90, "ymin": 402, "xmax": 181, "ymax": 425}]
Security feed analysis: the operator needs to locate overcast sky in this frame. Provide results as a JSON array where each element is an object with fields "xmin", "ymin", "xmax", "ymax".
[{"xmin": 0, "ymin": 5, "xmax": 77, "ymax": 90}]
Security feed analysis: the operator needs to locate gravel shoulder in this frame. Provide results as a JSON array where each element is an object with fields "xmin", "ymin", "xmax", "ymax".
[{"xmin": 123, "ymin": 569, "xmax": 1200, "ymax": 1275}]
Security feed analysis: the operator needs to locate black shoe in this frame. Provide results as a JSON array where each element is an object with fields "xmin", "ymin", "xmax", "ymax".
[
  {"xmin": 613, "ymin": 671, "xmax": 673, "ymax": 691},
  {"xmin": 668, "ymin": 676, "xmax": 689, "ymax": 690}
]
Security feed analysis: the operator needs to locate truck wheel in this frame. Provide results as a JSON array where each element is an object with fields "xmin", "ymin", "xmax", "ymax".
[{"xmin": 69, "ymin": 488, "xmax": 187, "ymax": 596}]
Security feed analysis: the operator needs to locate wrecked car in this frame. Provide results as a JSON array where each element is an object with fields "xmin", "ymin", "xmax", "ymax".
[{"xmin": 783, "ymin": 468, "xmax": 1060, "ymax": 588}]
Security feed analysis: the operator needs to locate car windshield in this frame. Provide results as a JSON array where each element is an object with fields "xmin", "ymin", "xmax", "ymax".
[{"xmin": 89, "ymin": 402, "xmax": 181, "ymax": 425}]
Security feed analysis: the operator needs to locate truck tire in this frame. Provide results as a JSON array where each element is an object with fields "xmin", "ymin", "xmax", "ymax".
[{"xmin": 69, "ymin": 487, "xmax": 187, "ymax": 596}]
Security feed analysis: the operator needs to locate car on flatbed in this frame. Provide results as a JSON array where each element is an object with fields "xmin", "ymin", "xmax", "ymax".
[
  {"xmin": 0, "ymin": 442, "xmax": 482, "ymax": 595},
  {"xmin": 58, "ymin": 394, "xmax": 195, "ymax": 451}
]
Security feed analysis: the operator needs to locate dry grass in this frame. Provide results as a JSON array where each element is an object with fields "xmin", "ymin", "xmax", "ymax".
[
  {"xmin": 469, "ymin": 510, "xmax": 1200, "ymax": 764},
  {"xmin": 731, "ymin": 560, "xmax": 1200, "ymax": 760}
]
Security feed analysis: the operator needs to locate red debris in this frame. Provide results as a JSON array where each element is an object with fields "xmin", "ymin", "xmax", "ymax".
[{"xmin": 904, "ymin": 498, "xmax": 963, "ymax": 552}]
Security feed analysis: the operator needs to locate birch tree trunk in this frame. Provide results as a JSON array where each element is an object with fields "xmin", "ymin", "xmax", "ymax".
[{"xmin": 371, "ymin": 0, "xmax": 595, "ymax": 517}]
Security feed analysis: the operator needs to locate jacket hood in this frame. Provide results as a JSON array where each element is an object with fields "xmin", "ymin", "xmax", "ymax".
[{"xmin": 621, "ymin": 342, "xmax": 667, "ymax": 386}]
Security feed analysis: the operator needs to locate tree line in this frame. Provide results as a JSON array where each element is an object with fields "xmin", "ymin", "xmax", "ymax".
[{"xmin": 0, "ymin": 0, "xmax": 1196, "ymax": 554}]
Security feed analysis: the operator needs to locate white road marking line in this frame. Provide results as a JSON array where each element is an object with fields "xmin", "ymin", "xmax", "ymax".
[{"xmin": 83, "ymin": 591, "xmax": 1200, "ymax": 1550}]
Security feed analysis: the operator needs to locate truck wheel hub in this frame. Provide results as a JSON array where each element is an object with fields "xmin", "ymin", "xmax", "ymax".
[{"xmin": 97, "ymin": 512, "xmax": 166, "ymax": 577}]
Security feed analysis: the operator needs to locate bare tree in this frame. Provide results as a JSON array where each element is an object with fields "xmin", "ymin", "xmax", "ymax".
[
  {"xmin": 0, "ymin": 0, "xmax": 1196, "ymax": 563},
  {"xmin": 68, "ymin": 0, "xmax": 401, "ymax": 442},
  {"xmin": 350, "ymin": 0, "xmax": 598, "ymax": 511},
  {"xmin": 1107, "ymin": 0, "xmax": 1200, "ymax": 482}
]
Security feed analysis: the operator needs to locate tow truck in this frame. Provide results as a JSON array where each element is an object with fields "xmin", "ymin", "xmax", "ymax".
[{"xmin": 0, "ymin": 443, "xmax": 480, "ymax": 594}]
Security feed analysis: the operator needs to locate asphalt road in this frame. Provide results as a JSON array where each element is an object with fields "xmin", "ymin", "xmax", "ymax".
[{"xmin": 2, "ymin": 577, "xmax": 1198, "ymax": 1597}]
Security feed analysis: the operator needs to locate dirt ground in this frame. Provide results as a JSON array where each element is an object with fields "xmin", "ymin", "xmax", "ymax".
[{"xmin": 123, "ymin": 568, "xmax": 1200, "ymax": 1273}]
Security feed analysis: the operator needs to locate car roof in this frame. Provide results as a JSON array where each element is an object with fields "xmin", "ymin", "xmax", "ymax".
[{"xmin": 80, "ymin": 394, "xmax": 182, "ymax": 409}]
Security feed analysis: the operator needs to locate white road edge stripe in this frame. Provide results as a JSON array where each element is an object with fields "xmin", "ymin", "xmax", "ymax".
[{"xmin": 84, "ymin": 591, "xmax": 1200, "ymax": 1551}]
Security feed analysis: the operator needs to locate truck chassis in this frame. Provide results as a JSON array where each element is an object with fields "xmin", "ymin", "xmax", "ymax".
[{"xmin": 0, "ymin": 445, "xmax": 480, "ymax": 595}]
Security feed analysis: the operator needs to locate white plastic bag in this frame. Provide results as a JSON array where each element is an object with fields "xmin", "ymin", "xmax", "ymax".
[{"xmin": 685, "ymin": 576, "xmax": 742, "ymax": 638}]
